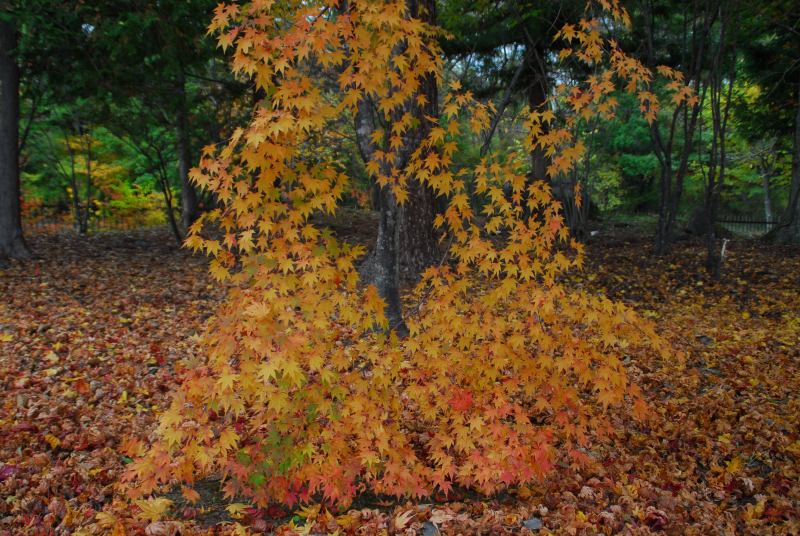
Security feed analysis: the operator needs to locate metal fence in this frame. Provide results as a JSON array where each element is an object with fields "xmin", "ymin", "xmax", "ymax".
[
  {"xmin": 717, "ymin": 215, "xmax": 778, "ymax": 237},
  {"xmin": 22, "ymin": 215, "xmax": 158, "ymax": 234}
]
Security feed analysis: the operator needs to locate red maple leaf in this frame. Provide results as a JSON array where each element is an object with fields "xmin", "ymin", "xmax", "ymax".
[{"xmin": 447, "ymin": 389, "xmax": 473, "ymax": 411}]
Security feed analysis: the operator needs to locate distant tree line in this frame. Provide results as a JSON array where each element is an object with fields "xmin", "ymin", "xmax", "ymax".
[{"xmin": 1, "ymin": 0, "xmax": 799, "ymax": 274}]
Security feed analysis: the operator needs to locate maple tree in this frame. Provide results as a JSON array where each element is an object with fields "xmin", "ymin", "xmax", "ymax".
[{"xmin": 115, "ymin": 0, "xmax": 695, "ymax": 510}]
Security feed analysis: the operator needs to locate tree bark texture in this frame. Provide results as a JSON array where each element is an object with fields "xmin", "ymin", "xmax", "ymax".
[
  {"xmin": 176, "ymin": 76, "xmax": 200, "ymax": 237},
  {"xmin": 372, "ymin": 184, "xmax": 406, "ymax": 334},
  {"xmin": 78, "ymin": 122, "xmax": 92, "ymax": 234},
  {"xmin": 398, "ymin": 177, "xmax": 439, "ymax": 281},
  {"xmin": 356, "ymin": 0, "xmax": 440, "ymax": 287},
  {"xmin": 0, "ymin": 20, "xmax": 31, "ymax": 259},
  {"xmin": 398, "ymin": 27, "xmax": 440, "ymax": 281}
]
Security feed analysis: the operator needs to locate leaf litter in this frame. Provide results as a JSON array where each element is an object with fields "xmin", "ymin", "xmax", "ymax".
[{"xmin": 0, "ymin": 225, "xmax": 798, "ymax": 535}]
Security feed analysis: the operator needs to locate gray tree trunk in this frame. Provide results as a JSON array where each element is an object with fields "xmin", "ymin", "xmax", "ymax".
[
  {"xmin": 176, "ymin": 76, "xmax": 200, "ymax": 237},
  {"xmin": 355, "ymin": 0, "xmax": 439, "ymax": 288},
  {"xmin": 759, "ymin": 146, "xmax": 776, "ymax": 224},
  {"xmin": 371, "ymin": 183, "xmax": 406, "ymax": 334},
  {"xmin": 0, "ymin": 20, "xmax": 31, "ymax": 259},
  {"xmin": 762, "ymin": 175, "xmax": 774, "ymax": 224},
  {"xmin": 353, "ymin": 97, "xmax": 409, "ymax": 335}
]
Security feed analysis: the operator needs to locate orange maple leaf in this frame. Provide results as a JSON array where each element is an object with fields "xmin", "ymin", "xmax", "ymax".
[{"xmin": 447, "ymin": 389, "xmax": 474, "ymax": 411}]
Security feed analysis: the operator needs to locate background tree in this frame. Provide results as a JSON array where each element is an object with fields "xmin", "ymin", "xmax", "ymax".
[
  {"xmin": 733, "ymin": 0, "xmax": 800, "ymax": 244},
  {"xmin": 10, "ymin": 0, "xmax": 246, "ymax": 242},
  {"xmin": 103, "ymin": 98, "xmax": 188, "ymax": 242},
  {"xmin": 696, "ymin": 0, "xmax": 739, "ymax": 276},
  {"xmin": 0, "ymin": 13, "xmax": 30, "ymax": 259},
  {"xmin": 2, "ymin": 0, "xmax": 99, "ymax": 254},
  {"xmin": 87, "ymin": 0, "xmax": 224, "ymax": 237},
  {"xmin": 28, "ymin": 101, "xmax": 104, "ymax": 233},
  {"xmin": 633, "ymin": 0, "xmax": 712, "ymax": 255},
  {"xmin": 3, "ymin": 0, "xmax": 127, "ymax": 244}
]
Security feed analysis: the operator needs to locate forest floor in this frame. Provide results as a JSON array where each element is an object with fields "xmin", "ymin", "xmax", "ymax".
[{"xmin": 1, "ymin": 215, "xmax": 799, "ymax": 536}]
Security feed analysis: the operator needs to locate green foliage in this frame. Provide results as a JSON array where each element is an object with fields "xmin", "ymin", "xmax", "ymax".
[{"xmin": 601, "ymin": 95, "xmax": 664, "ymax": 213}]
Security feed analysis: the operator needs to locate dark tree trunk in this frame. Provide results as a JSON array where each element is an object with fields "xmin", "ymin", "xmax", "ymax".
[
  {"xmin": 159, "ymin": 169, "xmax": 183, "ymax": 244},
  {"xmin": 78, "ymin": 122, "xmax": 92, "ymax": 234},
  {"xmin": 771, "ymin": 71, "xmax": 800, "ymax": 244},
  {"xmin": 703, "ymin": 0, "xmax": 737, "ymax": 277},
  {"xmin": 398, "ymin": 32, "xmax": 440, "ymax": 281},
  {"xmin": 0, "ymin": 20, "xmax": 31, "ymax": 259},
  {"xmin": 646, "ymin": 0, "xmax": 715, "ymax": 256},
  {"xmin": 399, "ymin": 178, "xmax": 439, "ymax": 281},
  {"xmin": 176, "ymin": 76, "xmax": 200, "ymax": 237},
  {"xmin": 157, "ymin": 153, "xmax": 183, "ymax": 245},
  {"xmin": 356, "ymin": 0, "xmax": 440, "ymax": 288},
  {"xmin": 527, "ymin": 41, "xmax": 549, "ymax": 185}
]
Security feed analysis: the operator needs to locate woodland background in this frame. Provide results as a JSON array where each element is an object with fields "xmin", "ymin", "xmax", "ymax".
[
  {"xmin": 0, "ymin": 0, "xmax": 799, "ymax": 251},
  {"xmin": 1, "ymin": 1, "xmax": 800, "ymax": 536}
]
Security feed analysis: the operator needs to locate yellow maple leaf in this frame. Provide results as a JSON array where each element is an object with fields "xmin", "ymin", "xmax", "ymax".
[
  {"xmin": 725, "ymin": 457, "xmax": 742, "ymax": 474},
  {"xmin": 134, "ymin": 498, "xmax": 174, "ymax": 522},
  {"xmin": 44, "ymin": 434, "xmax": 62, "ymax": 449}
]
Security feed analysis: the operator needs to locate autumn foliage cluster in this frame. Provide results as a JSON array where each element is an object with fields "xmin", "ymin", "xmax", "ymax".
[{"xmin": 123, "ymin": 0, "xmax": 685, "ymax": 507}]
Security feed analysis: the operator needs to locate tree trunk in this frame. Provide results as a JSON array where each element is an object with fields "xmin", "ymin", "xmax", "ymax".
[
  {"xmin": 0, "ymin": 20, "xmax": 31, "ymax": 259},
  {"xmin": 703, "ymin": 0, "xmax": 737, "ymax": 277},
  {"xmin": 79, "ymin": 122, "xmax": 92, "ymax": 234},
  {"xmin": 372, "ymin": 184, "xmax": 406, "ymax": 334},
  {"xmin": 763, "ymin": 175, "xmax": 773, "ymax": 223},
  {"xmin": 177, "ymin": 76, "xmax": 200, "ymax": 237},
  {"xmin": 527, "ymin": 40, "xmax": 549, "ymax": 185},
  {"xmin": 398, "ymin": 38, "xmax": 440, "ymax": 281},
  {"xmin": 159, "ymin": 168, "xmax": 183, "ymax": 244},
  {"xmin": 760, "ymin": 148, "xmax": 775, "ymax": 223},
  {"xmin": 399, "ymin": 177, "xmax": 439, "ymax": 281},
  {"xmin": 770, "ymin": 71, "xmax": 800, "ymax": 244},
  {"xmin": 352, "ymin": 94, "xmax": 408, "ymax": 332},
  {"xmin": 647, "ymin": 0, "xmax": 715, "ymax": 256},
  {"xmin": 356, "ymin": 0, "xmax": 440, "ymax": 286}
]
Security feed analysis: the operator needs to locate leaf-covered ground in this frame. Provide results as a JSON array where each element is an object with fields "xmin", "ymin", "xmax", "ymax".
[{"xmin": 0, "ymin": 220, "xmax": 799, "ymax": 536}]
